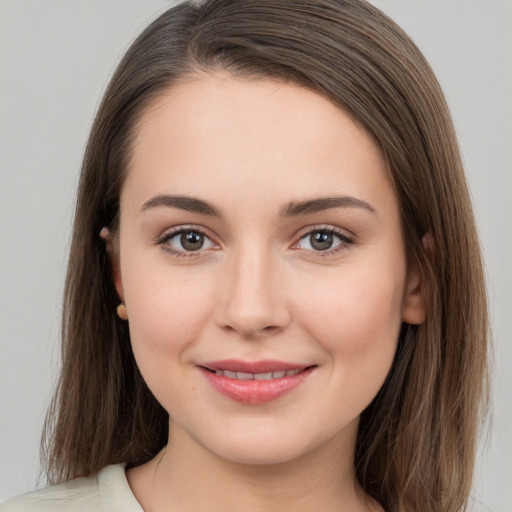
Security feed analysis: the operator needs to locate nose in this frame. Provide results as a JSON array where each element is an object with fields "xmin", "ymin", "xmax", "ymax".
[{"xmin": 214, "ymin": 246, "xmax": 291, "ymax": 339}]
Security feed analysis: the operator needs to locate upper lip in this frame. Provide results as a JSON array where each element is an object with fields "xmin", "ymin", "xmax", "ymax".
[{"xmin": 199, "ymin": 359, "xmax": 312, "ymax": 374}]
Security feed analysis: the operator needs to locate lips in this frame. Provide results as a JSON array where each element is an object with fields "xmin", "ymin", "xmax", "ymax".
[{"xmin": 198, "ymin": 359, "xmax": 315, "ymax": 405}]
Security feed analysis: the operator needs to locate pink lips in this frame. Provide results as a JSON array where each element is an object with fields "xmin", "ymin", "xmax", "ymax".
[{"xmin": 198, "ymin": 359, "xmax": 315, "ymax": 405}]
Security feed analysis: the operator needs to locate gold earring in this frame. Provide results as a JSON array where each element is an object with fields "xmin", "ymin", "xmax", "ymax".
[{"xmin": 116, "ymin": 303, "xmax": 128, "ymax": 320}]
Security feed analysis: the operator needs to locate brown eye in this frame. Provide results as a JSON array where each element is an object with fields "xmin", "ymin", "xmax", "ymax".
[
  {"xmin": 163, "ymin": 229, "xmax": 215, "ymax": 254},
  {"xmin": 310, "ymin": 231, "xmax": 334, "ymax": 250},
  {"xmin": 180, "ymin": 231, "xmax": 205, "ymax": 251},
  {"xmin": 297, "ymin": 229, "xmax": 351, "ymax": 252}
]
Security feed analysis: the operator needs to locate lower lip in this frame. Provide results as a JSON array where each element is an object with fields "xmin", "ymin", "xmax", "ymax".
[{"xmin": 199, "ymin": 367, "xmax": 315, "ymax": 405}]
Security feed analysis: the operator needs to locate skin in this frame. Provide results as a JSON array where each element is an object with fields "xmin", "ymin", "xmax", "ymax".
[{"xmin": 106, "ymin": 73, "xmax": 425, "ymax": 512}]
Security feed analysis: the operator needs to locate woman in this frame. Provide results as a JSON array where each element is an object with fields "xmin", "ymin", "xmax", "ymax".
[{"xmin": 1, "ymin": 1, "xmax": 489, "ymax": 511}]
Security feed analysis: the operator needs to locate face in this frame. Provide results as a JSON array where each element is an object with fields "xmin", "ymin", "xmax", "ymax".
[{"xmin": 114, "ymin": 74, "xmax": 424, "ymax": 466}]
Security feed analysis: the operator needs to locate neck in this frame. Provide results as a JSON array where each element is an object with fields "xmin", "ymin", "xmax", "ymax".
[{"xmin": 127, "ymin": 420, "xmax": 380, "ymax": 512}]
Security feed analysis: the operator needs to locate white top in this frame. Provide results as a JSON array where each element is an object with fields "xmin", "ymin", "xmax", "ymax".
[
  {"xmin": 0, "ymin": 464, "xmax": 142, "ymax": 511},
  {"xmin": 1, "ymin": 464, "xmax": 494, "ymax": 512}
]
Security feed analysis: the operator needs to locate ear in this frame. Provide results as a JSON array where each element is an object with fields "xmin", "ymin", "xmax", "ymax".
[
  {"xmin": 401, "ymin": 234, "xmax": 433, "ymax": 325},
  {"xmin": 100, "ymin": 227, "xmax": 124, "ymax": 301}
]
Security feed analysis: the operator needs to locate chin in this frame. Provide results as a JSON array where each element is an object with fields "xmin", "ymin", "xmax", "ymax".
[
  {"xmin": 212, "ymin": 440, "xmax": 309, "ymax": 467},
  {"xmin": 188, "ymin": 417, "xmax": 355, "ymax": 468}
]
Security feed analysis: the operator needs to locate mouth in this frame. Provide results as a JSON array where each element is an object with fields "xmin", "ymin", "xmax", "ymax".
[
  {"xmin": 208, "ymin": 368, "xmax": 303, "ymax": 380},
  {"xmin": 197, "ymin": 359, "xmax": 316, "ymax": 404}
]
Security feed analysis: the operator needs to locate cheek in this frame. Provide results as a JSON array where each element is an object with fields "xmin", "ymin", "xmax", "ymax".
[
  {"xmin": 296, "ymin": 267, "xmax": 404, "ymax": 379},
  {"xmin": 299, "ymin": 272, "xmax": 404, "ymax": 419},
  {"xmin": 123, "ymin": 270, "xmax": 216, "ymax": 417},
  {"xmin": 122, "ymin": 265, "xmax": 215, "ymax": 369}
]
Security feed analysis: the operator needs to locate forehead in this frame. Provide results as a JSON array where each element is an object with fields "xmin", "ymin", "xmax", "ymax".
[{"xmin": 123, "ymin": 73, "xmax": 398, "ymax": 219}]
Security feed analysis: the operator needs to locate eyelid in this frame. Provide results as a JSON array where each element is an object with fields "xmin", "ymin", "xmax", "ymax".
[{"xmin": 293, "ymin": 224, "xmax": 355, "ymax": 241}]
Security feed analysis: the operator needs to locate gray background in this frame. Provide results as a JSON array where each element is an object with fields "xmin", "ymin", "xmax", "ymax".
[{"xmin": 0, "ymin": 1, "xmax": 511, "ymax": 510}]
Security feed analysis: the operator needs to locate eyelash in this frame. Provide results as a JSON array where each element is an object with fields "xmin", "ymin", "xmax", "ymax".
[{"xmin": 155, "ymin": 225, "xmax": 354, "ymax": 258}]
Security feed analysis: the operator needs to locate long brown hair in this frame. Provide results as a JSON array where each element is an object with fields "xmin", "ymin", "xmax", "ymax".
[{"xmin": 42, "ymin": 1, "xmax": 489, "ymax": 511}]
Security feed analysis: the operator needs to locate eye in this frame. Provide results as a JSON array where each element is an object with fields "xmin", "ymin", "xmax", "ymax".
[
  {"xmin": 296, "ymin": 228, "xmax": 353, "ymax": 253},
  {"xmin": 159, "ymin": 228, "xmax": 216, "ymax": 255}
]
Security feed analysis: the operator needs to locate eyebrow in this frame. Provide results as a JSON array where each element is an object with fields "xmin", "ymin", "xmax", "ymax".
[
  {"xmin": 141, "ymin": 195, "xmax": 222, "ymax": 216},
  {"xmin": 280, "ymin": 196, "xmax": 376, "ymax": 216},
  {"xmin": 140, "ymin": 194, "xmax": 375, "ymax": 217}
]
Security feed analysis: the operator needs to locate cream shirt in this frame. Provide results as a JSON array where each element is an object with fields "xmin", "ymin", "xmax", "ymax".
[
  {"xmin": 1, "ymin": 464, "xmax": 494, "ymax": 511},
  {"xmin": 0, "ymin": 464, "xmax": 142, "ymax": 511}
]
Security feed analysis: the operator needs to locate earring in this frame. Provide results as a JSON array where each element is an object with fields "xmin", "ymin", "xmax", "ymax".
[{"xmin": 116, "ymin": 303, "xmax": 128, "ymax": 320}]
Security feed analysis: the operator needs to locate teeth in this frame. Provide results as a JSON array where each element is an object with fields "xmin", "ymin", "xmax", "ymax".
[
  {"xmin": 236, "ymin": 372, "xmax": 253, "ymax": 380},
  {"xmin": 254, "ymin": 372, "xmax": 273, "ymax": 381},
  {"xmin": 214, "ymin": 369, "xmax": 303, "ymax": 380}
]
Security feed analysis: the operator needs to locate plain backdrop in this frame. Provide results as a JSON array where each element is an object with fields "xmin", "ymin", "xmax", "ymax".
[{"xmin": 0, "ymin": 1, "xmax": 511, "ymax": 510}]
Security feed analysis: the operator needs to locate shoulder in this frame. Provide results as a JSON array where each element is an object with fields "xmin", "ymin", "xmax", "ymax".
[
  {"xmin": 0, "ymin": 472, "xmax": 100, "ymax": 512},
  {"xmin": 0, "ymin": 464, "xmax": 142, "ymax": 512}
]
